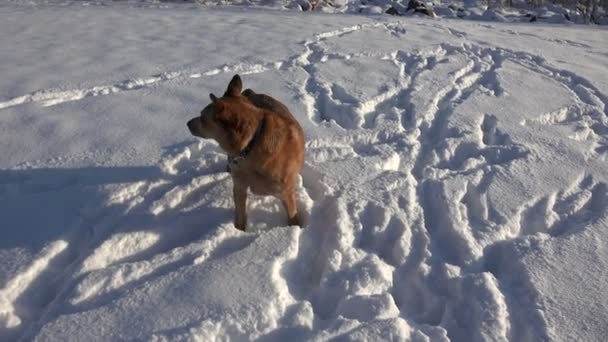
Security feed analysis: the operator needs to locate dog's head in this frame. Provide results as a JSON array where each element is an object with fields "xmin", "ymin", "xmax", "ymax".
[{"xmin": 187, "ymin": 74, "xmax": 246, "ymax": 142}]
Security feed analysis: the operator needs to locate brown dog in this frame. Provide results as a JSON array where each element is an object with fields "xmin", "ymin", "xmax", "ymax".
[{"xmin": 187, "ymin": 75, "xmax": 305, "ymax": 231}]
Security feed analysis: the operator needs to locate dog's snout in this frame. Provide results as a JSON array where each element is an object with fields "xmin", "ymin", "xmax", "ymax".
[
  {"xmin": 187, "ymin": 117, "xmax": 206, "ymax": 138},
  {"xmin": 187, "ymin": 118, "xmax": 196, "ymax": 131}
]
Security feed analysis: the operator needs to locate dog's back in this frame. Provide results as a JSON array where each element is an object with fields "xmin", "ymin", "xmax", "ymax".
[{"xmin": 242, "ymin": 89, "xmax": 298, "ymax": 124}]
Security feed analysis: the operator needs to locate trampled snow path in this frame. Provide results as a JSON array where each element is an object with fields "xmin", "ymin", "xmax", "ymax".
[{"xmin": 1, "ymin": 6, "xmax": 608, "ymax": 341}]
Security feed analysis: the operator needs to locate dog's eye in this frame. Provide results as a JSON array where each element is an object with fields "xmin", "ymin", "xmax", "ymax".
[{"xmin": 200, "ymin": 114, "xmax": 214, "ymax": 124}]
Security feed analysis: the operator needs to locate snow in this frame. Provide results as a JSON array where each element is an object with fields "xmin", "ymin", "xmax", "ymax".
[{"xmin": 1, "ymin": 1, "xmax": 608, "ymax": 341}]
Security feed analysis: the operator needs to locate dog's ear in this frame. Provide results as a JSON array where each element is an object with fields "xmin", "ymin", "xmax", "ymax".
[
  {"xmin": 224, "ymin": 74, "xmax": 243, "ymax": 97},
  {"xmin": 210, "ymin": 93, "xmax": 224, "ymax": 111}
]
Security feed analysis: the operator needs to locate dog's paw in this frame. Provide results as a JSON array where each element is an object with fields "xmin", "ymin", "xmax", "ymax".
[
  {"xmin": 234, "ymin": 220, "xmax": 247, "ymax": 231},
  {"xmin": 288, "ymin": 214, "xmax": 302, "ymax": 228}
]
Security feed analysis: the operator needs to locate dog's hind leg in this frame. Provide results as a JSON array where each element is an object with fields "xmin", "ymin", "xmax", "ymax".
[
  {"xmin": 233, "ymin": 182, "xmax": 248, "ymax": 231},
  {"xmin": 281, "ymin": 190, "xmax": 301, "ymax": 227}
]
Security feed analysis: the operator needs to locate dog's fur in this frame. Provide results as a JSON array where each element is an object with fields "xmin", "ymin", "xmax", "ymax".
[{"xmin": 187, "ymin": 75, "xmax": 305, "ymax": 231}]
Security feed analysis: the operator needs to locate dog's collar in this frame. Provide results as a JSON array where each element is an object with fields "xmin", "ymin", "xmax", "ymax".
[{"xmin": 226, "ymin": 117, "xmax": 265, "ymax": 172}]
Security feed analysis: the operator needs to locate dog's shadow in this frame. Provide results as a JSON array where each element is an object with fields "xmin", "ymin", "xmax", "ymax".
[
  {"xmin": 0, "ymin": 150, "xmax": 234, "ymax": 338},
  {"xmin": 0, "ymin": 165, "xmax": 163, "ymax": 251},
  {"xmin": 0, "ymin": 163, "xmax": 233, "ymax": 252}
]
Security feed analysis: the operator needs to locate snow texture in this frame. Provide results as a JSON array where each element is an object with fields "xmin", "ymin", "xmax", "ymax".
[{"xmin": 1, "ymin": 2, "xmax": 607, "ymax": 342}]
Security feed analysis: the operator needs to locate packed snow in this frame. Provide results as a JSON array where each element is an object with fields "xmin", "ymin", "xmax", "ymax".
[{"xmin": 1, "ymin": 1, "xmax": 607, "ymax": 341}]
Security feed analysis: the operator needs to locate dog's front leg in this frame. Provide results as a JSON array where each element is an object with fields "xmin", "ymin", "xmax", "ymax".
[
  {"xmin": 233, "ymin": 181, "xmax": 248, "ymax": 231},
  {"xmin": 281, "ymin": 190, "xmax": 301, "ymax": 227}
]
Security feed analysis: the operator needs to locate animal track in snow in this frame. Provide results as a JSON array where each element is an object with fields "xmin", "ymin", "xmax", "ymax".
[
  {"xmin": 481, "ymin": 114, "xmax": 510, "ymax": 146},
  {"xmin": 356, "ymin": 202, "xmax": 411, "ymax": 267},
  {"xmin": 0, "ymin": 61, "xmax": 285, "ymax": 110},
  {"xmin": 6, "ymin": 20, "xmax": 608, "ymax": 342},
  {"xmin": 517, "ymin": 174, "xmax": 608, "ymax": 237},
  {"xmin": 520, "ymin": 105, "xmax": 608, "ymax": 162},
  {"xmin": 510, "ymin": 48, "xmax": 608, "ymax": 149},
  {"xmin": 410, "ymin": 45, "xmax": 512, "ymax": 178},
  {"xmin": 499, "ymin": 29, "xmax": 593, "ymax": 49},
  {"xmin": 273, "ymin": 36, "xmax": 596, "ymax": 339},
  {"xmin": 436, "ymin": 115, "xmax": 528, "ymax": 176}
]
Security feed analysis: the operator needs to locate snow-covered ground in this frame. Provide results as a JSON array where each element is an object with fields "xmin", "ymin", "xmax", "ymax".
[{"xmin": 1, "ymin": 2, "xmax": 608, "ymax": 341}]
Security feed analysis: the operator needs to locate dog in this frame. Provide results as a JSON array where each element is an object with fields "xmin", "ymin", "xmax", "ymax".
[{"xmin": 187, "ymin": 75, "xmax": 305, "ymax": 231}]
